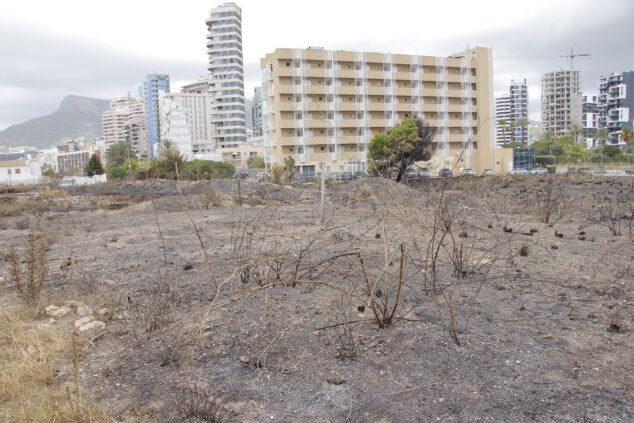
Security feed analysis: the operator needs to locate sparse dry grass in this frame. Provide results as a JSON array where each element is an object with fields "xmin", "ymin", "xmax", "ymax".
[{"xmin": 0, "ymin": 304, "xmax": 107, "ymax": 422}]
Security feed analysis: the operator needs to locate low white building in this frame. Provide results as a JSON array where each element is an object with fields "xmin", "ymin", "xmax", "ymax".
[{"xmin": 0, "ymin": 159, "xmax": 43, "ymax": 185}]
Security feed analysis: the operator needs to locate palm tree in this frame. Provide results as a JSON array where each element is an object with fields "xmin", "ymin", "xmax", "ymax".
[
  {"xmin": 517, "ymin": 118, "xmax": 529, "ymax": 144},
  {"xmin": 570, "ymin": 123, "xmax": 584, "ymax": 144},
  {"xmin": 596, "ymin": 128, "xmax": 609, "ymax": 146},
  {"xmin": 620, "ymin": 127, "xmax": 633, "ymax": 154},
  {"xmin": 158, "ymin": 139, "xmax": 176, "ymax": 159},
  {"xmin": 497, "ymin": 119, "xmax": 508, "ymax": 144},
  {"xmin": 106, "ymin": 141, "xmax": 136, "ymax": 166},
  {"xmin": 508, "ymin": 121, "xmax": 517, "ymax": 144}
]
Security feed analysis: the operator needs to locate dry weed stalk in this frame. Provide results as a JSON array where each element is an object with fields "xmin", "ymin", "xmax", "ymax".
[{"xmin": 9, "ymin": 230, "xmax": 48, "ymax": 310}]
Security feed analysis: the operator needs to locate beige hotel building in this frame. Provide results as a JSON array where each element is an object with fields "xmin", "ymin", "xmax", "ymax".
[{"xmin": 260, "ymin": 46, "xmax": 512, "ymax": 175}]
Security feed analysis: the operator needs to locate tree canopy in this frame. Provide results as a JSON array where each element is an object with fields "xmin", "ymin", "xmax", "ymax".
[
  {"xmin": 367, "ymin": 118, "xmax": 436, "ymax": 182},
  {"xmin": 106, "ymin": 141, "xmax": 136, "ymax": 166},
  {"xmin": 84, "ymin": 154, "xmax": 104, "ymax": 176}
]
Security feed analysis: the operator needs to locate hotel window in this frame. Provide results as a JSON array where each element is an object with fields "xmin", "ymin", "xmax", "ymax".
[
  {"xmin": 326, "ymin": 94, "xmax": 334, "ymax": 102},
  {"xmin": 295, "ymin": 111, "xmax": 303, "ymax": 119},
  {"xmin": 385, "ymin": 96, "xmax": 392, "ymax": 103},
  {"xmin": 383, "ymin": 63, "xmax": 390, "ymax": 71},
  {"xmin": 327, "ymin": 111, "xmax": 334, "ymax": 119},
  {"xmin": 297, "ymin": 146, "xmax": 304, "ymax": 154},
  {"xmin": 386, "ymin": 111, "xmax": 392, "ymax": 119},
  {"xmin": 325, "ymin": 78, "xmax": 333, "ymax": 86},
  {"xmin": 355, "ymin": 79, "xmax": 363, "ymax": 86},
  {"xmin": 293, "ymin": 59, "xmax": 301, "ymax": 68},
  {"xmin": 296, "ymin": 128, "xmax": 303, "ymax": 136},
  {"xmin": 294, "ymin": 77, "xmax": 302, "ymax": 85},
  {"xmin": 294, "ymin": 94, "xmax": 302, "ymax": 102},
  {"xmin": 327, "ymin": 128, "xmax": 335, "ymax": 136},
  {"xmin": 328, "ymin": 144, "xmax": 335, "ymax": 152},
  {"xmin": 325, "ymin": 60, "xmax": 333, "ymax": 69},
  {"xmin": 354, "ymin": 62, "xmax": 362, "ymax": 70},
  {"xmin": 357, "ymin": 111, "xmax": 364, "ymax": 119},
  {"xmin": 357, "ymin": 127, "xmax": 364, "ymax": 135},
  {"xmin": 356, "ymin": 95, "xmax": 363, "ymax": 103},
  {"xmin": 384, "ymin": 80, "xmax": 391, "ymax": 87}
]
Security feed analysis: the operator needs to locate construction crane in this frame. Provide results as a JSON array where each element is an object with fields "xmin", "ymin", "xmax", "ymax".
[{"xmin": 560, "ymin": 47, "xmax": 591, "ymax": 72}]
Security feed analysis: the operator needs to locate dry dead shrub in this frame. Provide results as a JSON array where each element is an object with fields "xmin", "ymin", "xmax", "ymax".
[
  {"xmin": 533, "ymin": 180, "xmax": 568, "ymax": 226},
  {"xmin": 518, "ymin": 244, "xmax": 529, "ymax": 257},
  {"xmin": 9, "ymin": 231, "xmax": 48, "ymax": 311},
  {"xmin": 177, "ymin": 382, "xmax": 228, "ymax": 422},
  {"xmin": 580, "ymin": 187, "xmax": 633, "ymax": 236}
]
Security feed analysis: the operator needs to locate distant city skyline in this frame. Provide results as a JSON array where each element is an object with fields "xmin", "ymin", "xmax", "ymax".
[{"xmin": 1, "ymin": 0, "xmax": 632, "ymax": 131}]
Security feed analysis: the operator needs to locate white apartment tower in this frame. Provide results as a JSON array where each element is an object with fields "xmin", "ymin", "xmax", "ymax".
[
  {"xmin": 206, "ymin": 3, "xmax": 246, "ymax": 148},
  {"xmin": 102, "ymin": 96, "xmax": 149, "ymax": 158},
  {"xmin": 495, "ymin": 79, "xmax": 528, "ymax": 145},
  {"xmin": 541, "ymin": 70, "xmax": 582, "ymax": 137},
  {"xmin": 160, "ymin": 92, "xmax": 215, "ymax": 155}
]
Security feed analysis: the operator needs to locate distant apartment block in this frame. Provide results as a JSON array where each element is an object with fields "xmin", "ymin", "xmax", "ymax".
[
  {"xmin": 181, "ymin": 78, "xmax": 210, "ymax": 94},
  {"xmin": 582, "ymin": 95, "xmax": 599, "ymax": 147},
  {"xmin": 495, "ymin": 79, "xmax": 528, "ymax": 145},
  {"xmin": 143, "ymin": 74, "xmax": 170, "ymax": 157},
  {"xmin": 260, "ymin": 46, "xmax": 510, "ymax": 175},
  {"xmin": 207, "ymin": 3, "xmax": 246, "ymax": 147},
  {"xmin": 159, "ymin": 92, "xmax": 215, "ymax": 155},
  {"xmin": 56, "ymin": 150, "xmax": 91, "ymax": 174},
  {"xmin": 102, "ymin": 96, "xmax": 149, "ymax": 159},
  {"xmin": 597, "ymin": 71, "xmax": 634, "ymax": 145},
  {"xmin": 541, "ymin": 70, "xmax": 582, "ymax": 137},
  {"xmin": 252, "ymin": 86, "xmax": 263, "ymax": 137}
]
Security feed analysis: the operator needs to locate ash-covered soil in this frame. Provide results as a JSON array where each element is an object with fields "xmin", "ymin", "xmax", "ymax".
[{"xmin": 1, "ymin": 175, "xmax": 633, "ymax": 422}]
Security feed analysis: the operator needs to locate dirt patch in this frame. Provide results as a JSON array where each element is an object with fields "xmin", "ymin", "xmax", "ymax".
[{"xmin": 1, "ymin": 176, "xmax": 632, "ymax": 422}]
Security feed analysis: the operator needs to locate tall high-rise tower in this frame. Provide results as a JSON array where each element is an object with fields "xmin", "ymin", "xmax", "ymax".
[
  {"xmin": 206, "ymin": 3, "xmax": 245, "ymax": 147},
  {"xmin": 495, "ymin": 79, "xmax": 528, "ymax": 145},
  {"xmin": 143, "ymin": 74, "xmax": 170, "ymax": 157},
  {"xmin": 541, "ymin": 70, "xmax": 582, "ymax": 137}
]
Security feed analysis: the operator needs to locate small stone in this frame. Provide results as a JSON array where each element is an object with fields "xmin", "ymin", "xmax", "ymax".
[
  {"xmin": 64, "ymin": 300, "xmax": 83, "ymax": 309},
  {"xmin": 78, "ymin": 321, "xmax": 105, "ymax": 332},
  {"xmin": 49, "ymin": 306, "xmax": 72, "ymax": 317},
  {"xmin": 45, "ymin": 305, "xmax": 59, "ymax": 314},
  {"xmin": 240, "ymin": 355, "xmax": 250, "ymax": 364},
  {"xmin": 77, "ymin": 305, "xmax": 93, "ymax": 317},
  {"xmin": 27, "ymin": 345, "xmax": 37, "ymax": 354},
  {"xmin": 74, "ymin": 315, "xmax": 94, "ymax": 329},
  {"xmin": 96, "ymin": 308, "xmax": 112, "ymax": 321},
  {"xmin": 49, "ymin": 318, "xmax": 56, "ymax": 324},
  {"xmin": 438, "ymin": 398, "xmax": 445, "ymax": 403},
  {"xmin": 0, "ymin": 276, "xmax": 5, "ymax": 283},
  {"xmin": 327, "ymin": 375, "xmax": 346, "ymax": 385}
]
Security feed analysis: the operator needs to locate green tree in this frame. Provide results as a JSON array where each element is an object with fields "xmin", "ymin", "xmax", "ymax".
[
  {"xmin": 106, "ymin": 141, "xmax": 136, "ymax": 166},
  {"xmin": 557, "ymin": 134, "xmax": 586, "ymax": 161},
  {"xmin": 84, "ymin": 154, "xmax": 104, "ymax": 176},
  {"xmin": 367, "ymin": 118, "xmax": 435, "ymax": 182},
  {"xmin": 283, "ymin": 156, "xmax": 296, "ymax": 182},
  {"xmin": 247, "ymin": 156, "xmax": 266, "ymax": 168},
  {"xmin": 602, "ymin": 145, "xmax": 623, "ymax": 159}
]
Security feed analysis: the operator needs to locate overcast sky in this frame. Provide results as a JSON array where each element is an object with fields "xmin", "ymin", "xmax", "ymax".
[{"xmin": 1, "ymin": 0, "xmax": 633, "ymax": 130}]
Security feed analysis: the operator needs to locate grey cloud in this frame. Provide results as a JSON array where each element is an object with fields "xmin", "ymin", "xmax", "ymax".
[{"xmin": 0, "ymin": 21, "xmax": 207, "ymax": 128}]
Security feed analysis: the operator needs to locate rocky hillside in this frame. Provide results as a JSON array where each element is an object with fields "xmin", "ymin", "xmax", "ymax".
[{"xmin": 0, "ymin": 95, "xmax": 111, "ymax": 149}]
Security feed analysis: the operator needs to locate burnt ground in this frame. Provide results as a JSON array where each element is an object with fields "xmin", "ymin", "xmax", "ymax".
[{"xmin": 1, "ymin": 175, "xmax": 633, "ymax": 422}]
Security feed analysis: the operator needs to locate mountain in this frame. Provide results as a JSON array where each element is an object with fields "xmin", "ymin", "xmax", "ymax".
[{"xmin": 0, "ymin": 95, "xmax": 111, "ymax": 149}]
